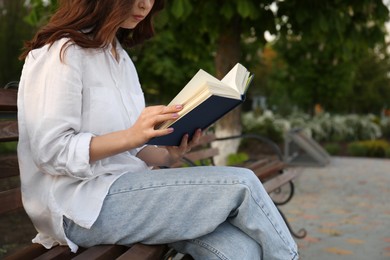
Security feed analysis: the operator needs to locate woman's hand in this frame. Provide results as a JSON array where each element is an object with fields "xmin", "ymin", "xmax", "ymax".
[
  {"xmin": 89, "ymin": 104, "xmax": 183, "ymax": 162},
  {"xmin": 136, "ymin": 128, "xmax": 203, "ymax": 167},
  {"xmin": 165, "ymin": 128, "xmax": 202, "ymax": 165},
  {"xmin": 129, "ymin": 104, "xmax": 184, "ymax": 147}
]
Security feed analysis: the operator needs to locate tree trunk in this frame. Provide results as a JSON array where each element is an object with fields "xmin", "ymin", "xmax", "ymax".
[{"xmin": 212, "ymin": 17, "xmax": 242, "ymax": 166}]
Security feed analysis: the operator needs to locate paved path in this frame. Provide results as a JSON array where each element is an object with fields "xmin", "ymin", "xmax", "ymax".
[{"xmin": 281, "ymin": 157, "xmax": 390, "ymax": 260}]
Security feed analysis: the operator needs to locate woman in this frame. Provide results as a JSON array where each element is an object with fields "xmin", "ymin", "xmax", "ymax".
[{"xmin": 18, "ymin": 0, "xmax": 298, "ymax": 259}]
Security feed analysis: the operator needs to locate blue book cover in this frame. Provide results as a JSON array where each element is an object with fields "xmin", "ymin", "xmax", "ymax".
[{"xmin": 147, "ymin": 95, "xmax": 245, "ymax": 146}]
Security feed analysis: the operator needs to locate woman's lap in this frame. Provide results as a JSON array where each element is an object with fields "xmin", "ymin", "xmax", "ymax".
[{"xmin": 64, "ymin": 166, "xmax": 298, "ymax": 259}]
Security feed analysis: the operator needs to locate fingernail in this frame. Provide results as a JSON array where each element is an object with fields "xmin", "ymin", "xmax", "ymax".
[
  {"xmin": 167, "ymin": 128, "xmax": 174, "ymax": 133},
  {"xmin": 176, "ymin": 104, "xmax": 183, "ymax": 109},
  {"xmin": 172, "ymin": 113, "xmax": 179, "ymax": 118}
]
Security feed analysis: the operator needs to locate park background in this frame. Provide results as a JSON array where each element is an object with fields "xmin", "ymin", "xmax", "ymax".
[
  {"xmin": 1, "ymin": 0, "xmax": 390, "ymax": 162},
  {"xmin": 1, "ymin": 0, "xmax": 390, "ymax": 259}
]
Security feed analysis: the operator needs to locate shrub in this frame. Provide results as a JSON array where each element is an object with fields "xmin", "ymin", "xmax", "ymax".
[
  {"xmin": 242, "ymin": 111, "xmax": 384, "ymax": 144},
  {"xmin": 347, "ymin": 140, "xmax": 390, "ymax": 158},
  {"xmin": 386, "ymin": 147, "xmax": 390, "ymax": 158},
  {"xmin": 323, "ymin": 143, "xmax": 341, "ymax": 155},
  {"xmin": 226, "ymin": 152, "xmax": 249, "ymax": 166},
  {"xmin": 380, "ymin": 117, "xmax": 390, "ymax": 140},
  {"xmin": 242, "ymin": 111, "xmax": 286, "ymax": 143}
]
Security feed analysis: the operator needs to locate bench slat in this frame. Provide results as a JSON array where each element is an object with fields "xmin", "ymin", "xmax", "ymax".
[
  {"xmin": 252, "ymin": 161, "xmax": 286, "ymax": 181},
  {"xmin": 72, "ymin": 245, "xmax": 128, "ymax": 260},
  {"xmin": 244, "ymin": 158, "xmax": 270, "ymax": 170},
  {"xmin": 0, "ymin": 188, "xmax": 23, "ymax": 214},
  {"xmin": 0, "ymin": 89, "xmax": 17, "ymax": 111},
  {"xmin": 3, "ymin": 244, "xmax": 48, "ymax": 260},
  {"xmin": 263, "ymin": 169, "xmax": 298, "ymax": 193},
  {"xmin": 34, "ymin": 245, "xmax": 73, "ymax": 260},
  {"xmin": 0, "ymin": 154, "xmax": 19, "ymax": 178},
  {"xmin": 117, "ymin": 244, "xmax": 168, "ymax": 260},
  {"xmin": 0, "ymin": 121, "xmax": 18, "ymax": 141}
]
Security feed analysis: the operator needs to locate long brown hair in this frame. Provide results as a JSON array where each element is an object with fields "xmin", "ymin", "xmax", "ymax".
[{"xmin": 19, "ymin": 0, "xmax": 164, "ymax": 60}]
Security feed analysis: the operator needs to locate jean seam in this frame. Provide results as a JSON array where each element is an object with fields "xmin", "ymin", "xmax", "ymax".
[
  {"xmin": 188, "ymin": 239, "xmax": 229, "ymax": 260},
  {"xmin": 107, "ymin": 181, "xmax": 244, "ymax": 195}
]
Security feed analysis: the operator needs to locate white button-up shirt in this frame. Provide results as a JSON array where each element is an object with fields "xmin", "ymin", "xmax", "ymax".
[{"xmin": 17, "ymin": 38, "xmax": 149, "ymax": 252}]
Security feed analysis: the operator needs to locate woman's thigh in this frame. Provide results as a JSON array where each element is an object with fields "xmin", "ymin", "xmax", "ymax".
[{"xmin": 64, "ymin": 166, "xmax": 258, "ymax": 246}]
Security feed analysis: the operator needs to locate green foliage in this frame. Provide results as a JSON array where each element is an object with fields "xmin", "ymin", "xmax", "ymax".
[
  {"xmin": 133, "ymin": 0, "xmax": 279, "ymax": 104},
  {"xmin": 0, "ymin": 0, "xmax": 35, "ymax": 86},
  {"xmin": 347, "ymin": 139, "xmax": 390, "ymax": 158},
  {"xmin": 12, "ymin": 0, "xmax": 390, "ymax": 115},
  {"xmin": 267, "ymin": 0, "xmax": 389, "ymax": 114},
  {"xmin": 24, "ymin": 0, "xmax": 58, "ymax": 27},
  {"xmin": 170, "ymin": 0, "xmax": 192, "ymax": 19},
  {"xmin": 380, "ymin": 117, "xmax": 390, "ymax": 139},
  {"xmin": 242, "ymin": 111, "xmax": 286, "ymax": 143},
  {"xmin": 323, "ymin": 143, "xmax": 341, "ymax": 156},
  {"xmin": 347, "ymin": 142, "xmax": 367, "ymax": 157},
  {"xmin": 242, "ymin": 111, "xmax": 386, "ymax": 143},
  {"xmin": 237, "ymin": 0, "xmax": 258, "ymax": 19},
  {"xmin": 347, "ymin": 48, "xmax": 390, "ymax": 113},
  {"xmin": 0, "ymin": 141, "xmax": 17, "ymax": 153},
  {"xmin": 226, "ymin": 152, "xmax": 249, "ymax": 166}
]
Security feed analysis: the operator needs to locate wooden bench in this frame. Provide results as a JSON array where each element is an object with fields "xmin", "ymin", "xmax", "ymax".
[{"xmin": 0, "ymin": 86, "xmax": 305, "ymax": 259}]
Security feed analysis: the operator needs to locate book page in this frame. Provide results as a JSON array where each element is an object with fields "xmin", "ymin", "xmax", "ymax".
[
  {"xmin": 206, "ymin": 82, "xmax": 240, "ymax": 99},
  {"xmin": 221, "ymin": 63, "xmax": 250, "ymax": 94},
  {"xmin": 168, "ymin": 69, "xmax": 220, "ymax": 106}
]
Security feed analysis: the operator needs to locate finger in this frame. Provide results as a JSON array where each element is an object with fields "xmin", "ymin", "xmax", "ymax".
[
  {"xmin": 144, "ymin": 104, "xmax": 183, "ymax": 117},
  {"xmin": 150, "ymin": 113, "xmax": 179, "ymax": 129},
  {"xmin": 177, "ymin": 134, "xmax": 191, "ymax": 152},
  {"xmin": 152, "ymin": 128, "xmax": 175, "ymax": 137},
  {"xmin": 156, "ymin": 112, "xmax": 179, "ymax": 122},
  {"xmin": 179, "ymin": 133, "xmax": 189, "ymax": 147},
  {"xmin": 189, "ymin": 129, "xmax": 202, "ymax": 146},
  {"xmin": 158, "ymin": 104, "xmax": 183, "ymax": 114}
]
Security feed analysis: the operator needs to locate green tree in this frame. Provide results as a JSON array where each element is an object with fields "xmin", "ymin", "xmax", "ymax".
[
  {"xmin": 349, "ymin": 47, "xmax": 390, "ymax": 113},
  {"xmin": 0, "ymin": 0, "xmax": 34, "ymax": 86},
  {"xmin": 269, "ymin": 0, "xmax": 389, "ymax": 114}
]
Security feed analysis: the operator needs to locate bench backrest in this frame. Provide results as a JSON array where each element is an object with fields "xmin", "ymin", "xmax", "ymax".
[{"xmin": 0, "ymin": 88, "xmax": 21, "ymax": 215}]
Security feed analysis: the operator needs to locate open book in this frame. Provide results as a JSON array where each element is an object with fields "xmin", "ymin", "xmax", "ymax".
[{"xmin": 147, "ymin": 63, "xmax": 254, "ymax": 146}]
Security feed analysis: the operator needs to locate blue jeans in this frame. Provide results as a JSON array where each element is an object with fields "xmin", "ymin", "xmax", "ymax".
[{"xmin": 63, "ymin": 166, "xmax": 298, "ymax": 259}]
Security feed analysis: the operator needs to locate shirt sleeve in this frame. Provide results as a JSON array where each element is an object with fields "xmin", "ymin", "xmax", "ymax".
[{"xmin": 21, "ymin": 40, "xmax": 94, "ymax": 179}]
